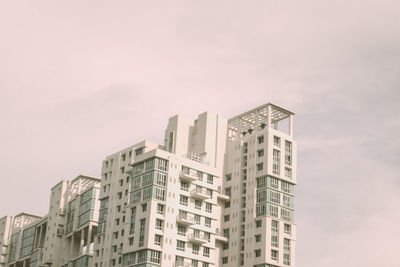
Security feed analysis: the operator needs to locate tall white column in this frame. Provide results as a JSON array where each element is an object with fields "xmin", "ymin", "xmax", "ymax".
[{"xmin": 86, "ymin": 225, "xmax": 92, "ymax": 254}]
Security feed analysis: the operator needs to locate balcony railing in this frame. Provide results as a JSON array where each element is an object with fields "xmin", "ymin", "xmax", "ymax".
[
  {"xmin": 179, "ymin": 171, "xmax": 198, "ymax": 182},
  {"xmin": 217, "ymin": 187, "xmax": 230, "ymax": 201},
  {"xmin": 176, "ymin": 214, "xmax": 196, "ymax": 225},
  {"xmin": 190, "ymin": 188, "xmax": 210, "ymax": 200},
  {"xmin": 188, "ymin": 234, "xmax": 208, "ymax": 244}
]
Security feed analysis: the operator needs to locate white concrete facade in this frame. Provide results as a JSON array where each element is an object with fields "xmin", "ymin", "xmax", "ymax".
[{"xmin": 94, "ymin": 103, "xmax": 296, "ymax": 267}]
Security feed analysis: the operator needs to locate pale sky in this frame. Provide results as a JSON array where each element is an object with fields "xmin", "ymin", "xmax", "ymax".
[{"xmin": 1, "ymin": 1, "xmax": 399, "ymax": 266}]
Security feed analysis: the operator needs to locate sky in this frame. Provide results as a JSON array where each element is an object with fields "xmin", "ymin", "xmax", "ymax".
[{"xmin": 0, "ymin": 1, "xmax": 399, "ymax": 266}]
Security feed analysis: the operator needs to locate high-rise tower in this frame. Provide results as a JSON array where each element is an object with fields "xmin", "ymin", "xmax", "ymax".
[{"xmin": 93, "ymin": 103, "xmax": 296, "ymax": 267}]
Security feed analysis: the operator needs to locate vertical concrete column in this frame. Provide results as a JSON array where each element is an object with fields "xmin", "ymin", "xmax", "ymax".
[
  {"xmin": 86, "ymin": 224, "xmax": 92, "ymax": 254},
  {"xmin": 70, "ymin": 235, "xmax": 74, "ymax": 259},
  {"xmin": 267, "ymin": 105, "xmax": 272, "ymax": 129},
  {"xmin": 289, "ymin": 114, "xmax": 294, "ymax": 136},
  {"xmin": 255, "ymin": 111, "xmax": 260, "ymax": 131},
  {"xmin": 238, "ymin": 118, "xmax": 242, "ymax": 137},
  {"xmin": 79, "ymin": 229, "xmax": 85, "ymax": 255},
  {"xmin": 37, "ymin": 225, "xmax": 42, "ymax": 248}
]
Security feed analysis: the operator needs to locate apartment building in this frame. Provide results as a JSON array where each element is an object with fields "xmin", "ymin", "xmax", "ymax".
[
  {"xmin": 94, "ymin": 103, "xmax": 296, "ymax": 267},
  {"xmin": 221, "ymin": 104, "xmax": 296, "ymax": 267},
  {"xmin": 1, "ymin": 175, "xmax": 101, "ymax": 267},
  {"xmin": 1, "ymin": 102, "xmax": 297, "ymax": 267}
]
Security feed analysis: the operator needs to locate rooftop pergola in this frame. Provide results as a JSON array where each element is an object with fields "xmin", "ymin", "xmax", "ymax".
[{"xmin": 228, "ymin": 103, "xmax": 294, "ymax": 140}]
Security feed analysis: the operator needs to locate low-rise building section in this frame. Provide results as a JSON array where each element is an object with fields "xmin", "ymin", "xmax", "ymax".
[{"xmin": 1, "ymin": 175, "xmax": 100, "ymax": 267}]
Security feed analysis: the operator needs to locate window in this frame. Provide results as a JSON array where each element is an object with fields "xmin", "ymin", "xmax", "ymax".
[
  {"xmin": 155, "ymin": 219, "xmax": 163, "ymax": 230},
  {"xmin": 281, "ymin": 208, "xmax": 293, "ymax": 222},
  {"xmin": 255, "ymin": 249, "xmax": 261, "ymax": 257},
  {"xmin": 179, "ymin": 195, "xmax": 188, "ymax": 206},
  {"xmin": 180, "ymin": 181, "xmax": 189, "ymax": 191},
  {"xmin": 270, "ymin": 190, "xmax": 281, "ymax": 204},
  {"xmin": 195, "ymin": 200, "xmax": 202, "ymax": 210},
  {"xmin": 157, "ymin": 204, "xmax": 164, "ymax": 215},
  {"xmin": 271, "ymin": 220, "xmax": 279, "ymax": 247},
  {"xmin": 176, "ymin": 240, "xmax": 185, "ymax": 251},
  {"xmin": 154, "ymin": 234, "xmax": 162, "ymax": 246},
  {"xmin": 139, "ymin": 219, "xmax": 145, "ymax": 247},
  {"xmin": 205, "ymin": 217, "xmax": 211, "ymax": 227},
  {"xmin": 273, "ymin": 149, "xmax": 280, "ymax": 175},
  {"xmin": 205, "ymin": 203, "xmax": 212, "ymax": 213},
  {"xmin": 207, "ymin": 174, "xmax": 213, "ymax": 184},
  {"xmin": 285, "ymin": 141, "xmax": 292, "ymax": 166},
  {"xmin": 269, "ymin": 205, "xmax": 279, "ymax": 217},
  {"xmin": 197, "ymin": 171, "xmax": 203, "ymax": 181},
  {"xmin": 255, "ymin": 234, "xmax": 261, "ymax": 242},
  {"xmin": 257, "ymin": 163, "xmax": 263, "ymax": 171},
  {"xmin": 284, "ymin": 238, "xmax": 291, "ymax": 265},
  {"xmin": 204, "ymin": 232, "xmax": 210, "ymax": 241},
  {"xmin": 177, "ymin": 225, "xmax": 186, "ymax": 236},
  {"xmin": 285, "ymin": 167, "xmax": 292, "ymax": 179},
  {"xmin": 135, "ymin": 147, "xmax": 143, "ymax": 156},
  {"xmin": 222, "ymin": 257, "xmax": 228, "ymax": 264},
  {"xmin": 141, "ymin": 203, "xmax": 147, "ymax": 212},
  {"xmin": 271, "ymin": 235, "xmax": 279, "ymax": 248},
  {"xmin": 225, "ymin": 187, "xmax": 231, "ymax": 197},
  {"xmin": 257, "ymin": 149, "xmax": 264, "ymax": 157},
  {"xmin": 258, "ymin": 135, "xmax": 264, "ymax": 144},
  {"xmin": 192, "ymin": 244, "xmax": 199, "ymax": 255},
  {"xmin": 129, "ymin": 237, "xmax": 134, "ymax": 246},
  {"xmin": 271, "ymin": 250, "xmax": 278, "ymax": 261},
  {"xmin": 224, "ymin": 215, "xmax": 230, "ymax": 222},
  {"xmin": 225, "ymin": 201, "xmax": 230, "ymax": 208},
  {"xmin": 203, "ymin": 247, "xmax": 210, "ymax": 257},
  {"xmin": 283, "ymin": 195, "xmax": 292, "ymax": 208},
  {"xmin": 274, "ymin": 136, "xmax": 280, "ymax": 146},
  {"xmin": 284, "ymin": 224, "xmax": 291, "ymax": 235},
  {"xmin": 203, "ymin": 262, "xmax": 209, "ymax": 267},
  {"xmin": 257, "ymin": 176, "xmax": 267, "ymax": 188},
  {"xmin": 269, "ymin": 177, "xmax": 279, "ymax": 189},
  {"xmin": 225, "ymin": 174, "xmax": 232, "ymax": 181},
  {"xmin": 122, "ymin": 153, "xmax": 126, "ymax": 161},
  {"xmin": 194, "ymin": 214, "xmax": 201, "ymax": 225},
  {"xmin": 281, "ymin": 181, "xmax": 293, "ymax": 194},
  {"xmin": 255, "ymin": 220, "xmax": 262, "ymax": 228},
  {"xmin": 192, "ymin": 259, "xmax": 199, "ymax": 267}
]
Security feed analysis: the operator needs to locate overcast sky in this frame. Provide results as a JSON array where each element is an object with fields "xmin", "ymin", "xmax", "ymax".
[{"xmin": 1, "ymin": 1, "xmax": 399, "ymax": 266}]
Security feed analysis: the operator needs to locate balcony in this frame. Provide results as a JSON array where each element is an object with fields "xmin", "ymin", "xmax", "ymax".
[
  {"xmin": 175, "ymin": 262, "xmax": 192, "ymax": 267},
  {"xmin": 1, "ymin": 246, "xmax": 7, "ymax": 255},
  {"xmin": 124, "ymin": 166, "xmax": 133, "ymax": 175},
  {"xmin": 217, "ymin": 187, "xmax": 230, "ymax": 201},
  {"xmin": 179, "ymin": 170, "xmax": 198, "ymax": 182},
  {"xmin": 215, "ymin": 228, "xmax": 229, "ymax": 243},
  {"xmin": 190, "ymin": 188, "xmax": 210, "ymax": 200},
  {"xmin": 176, "ymin": 214, "xmax": 196, "ymax": 226},
  {"xmin": 188, "ymin": 234, "xmax": 208, "ymax": 244},
  {"xmin": 57, "ymin": 228, "xmax": 64, "ymax": 236}
]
